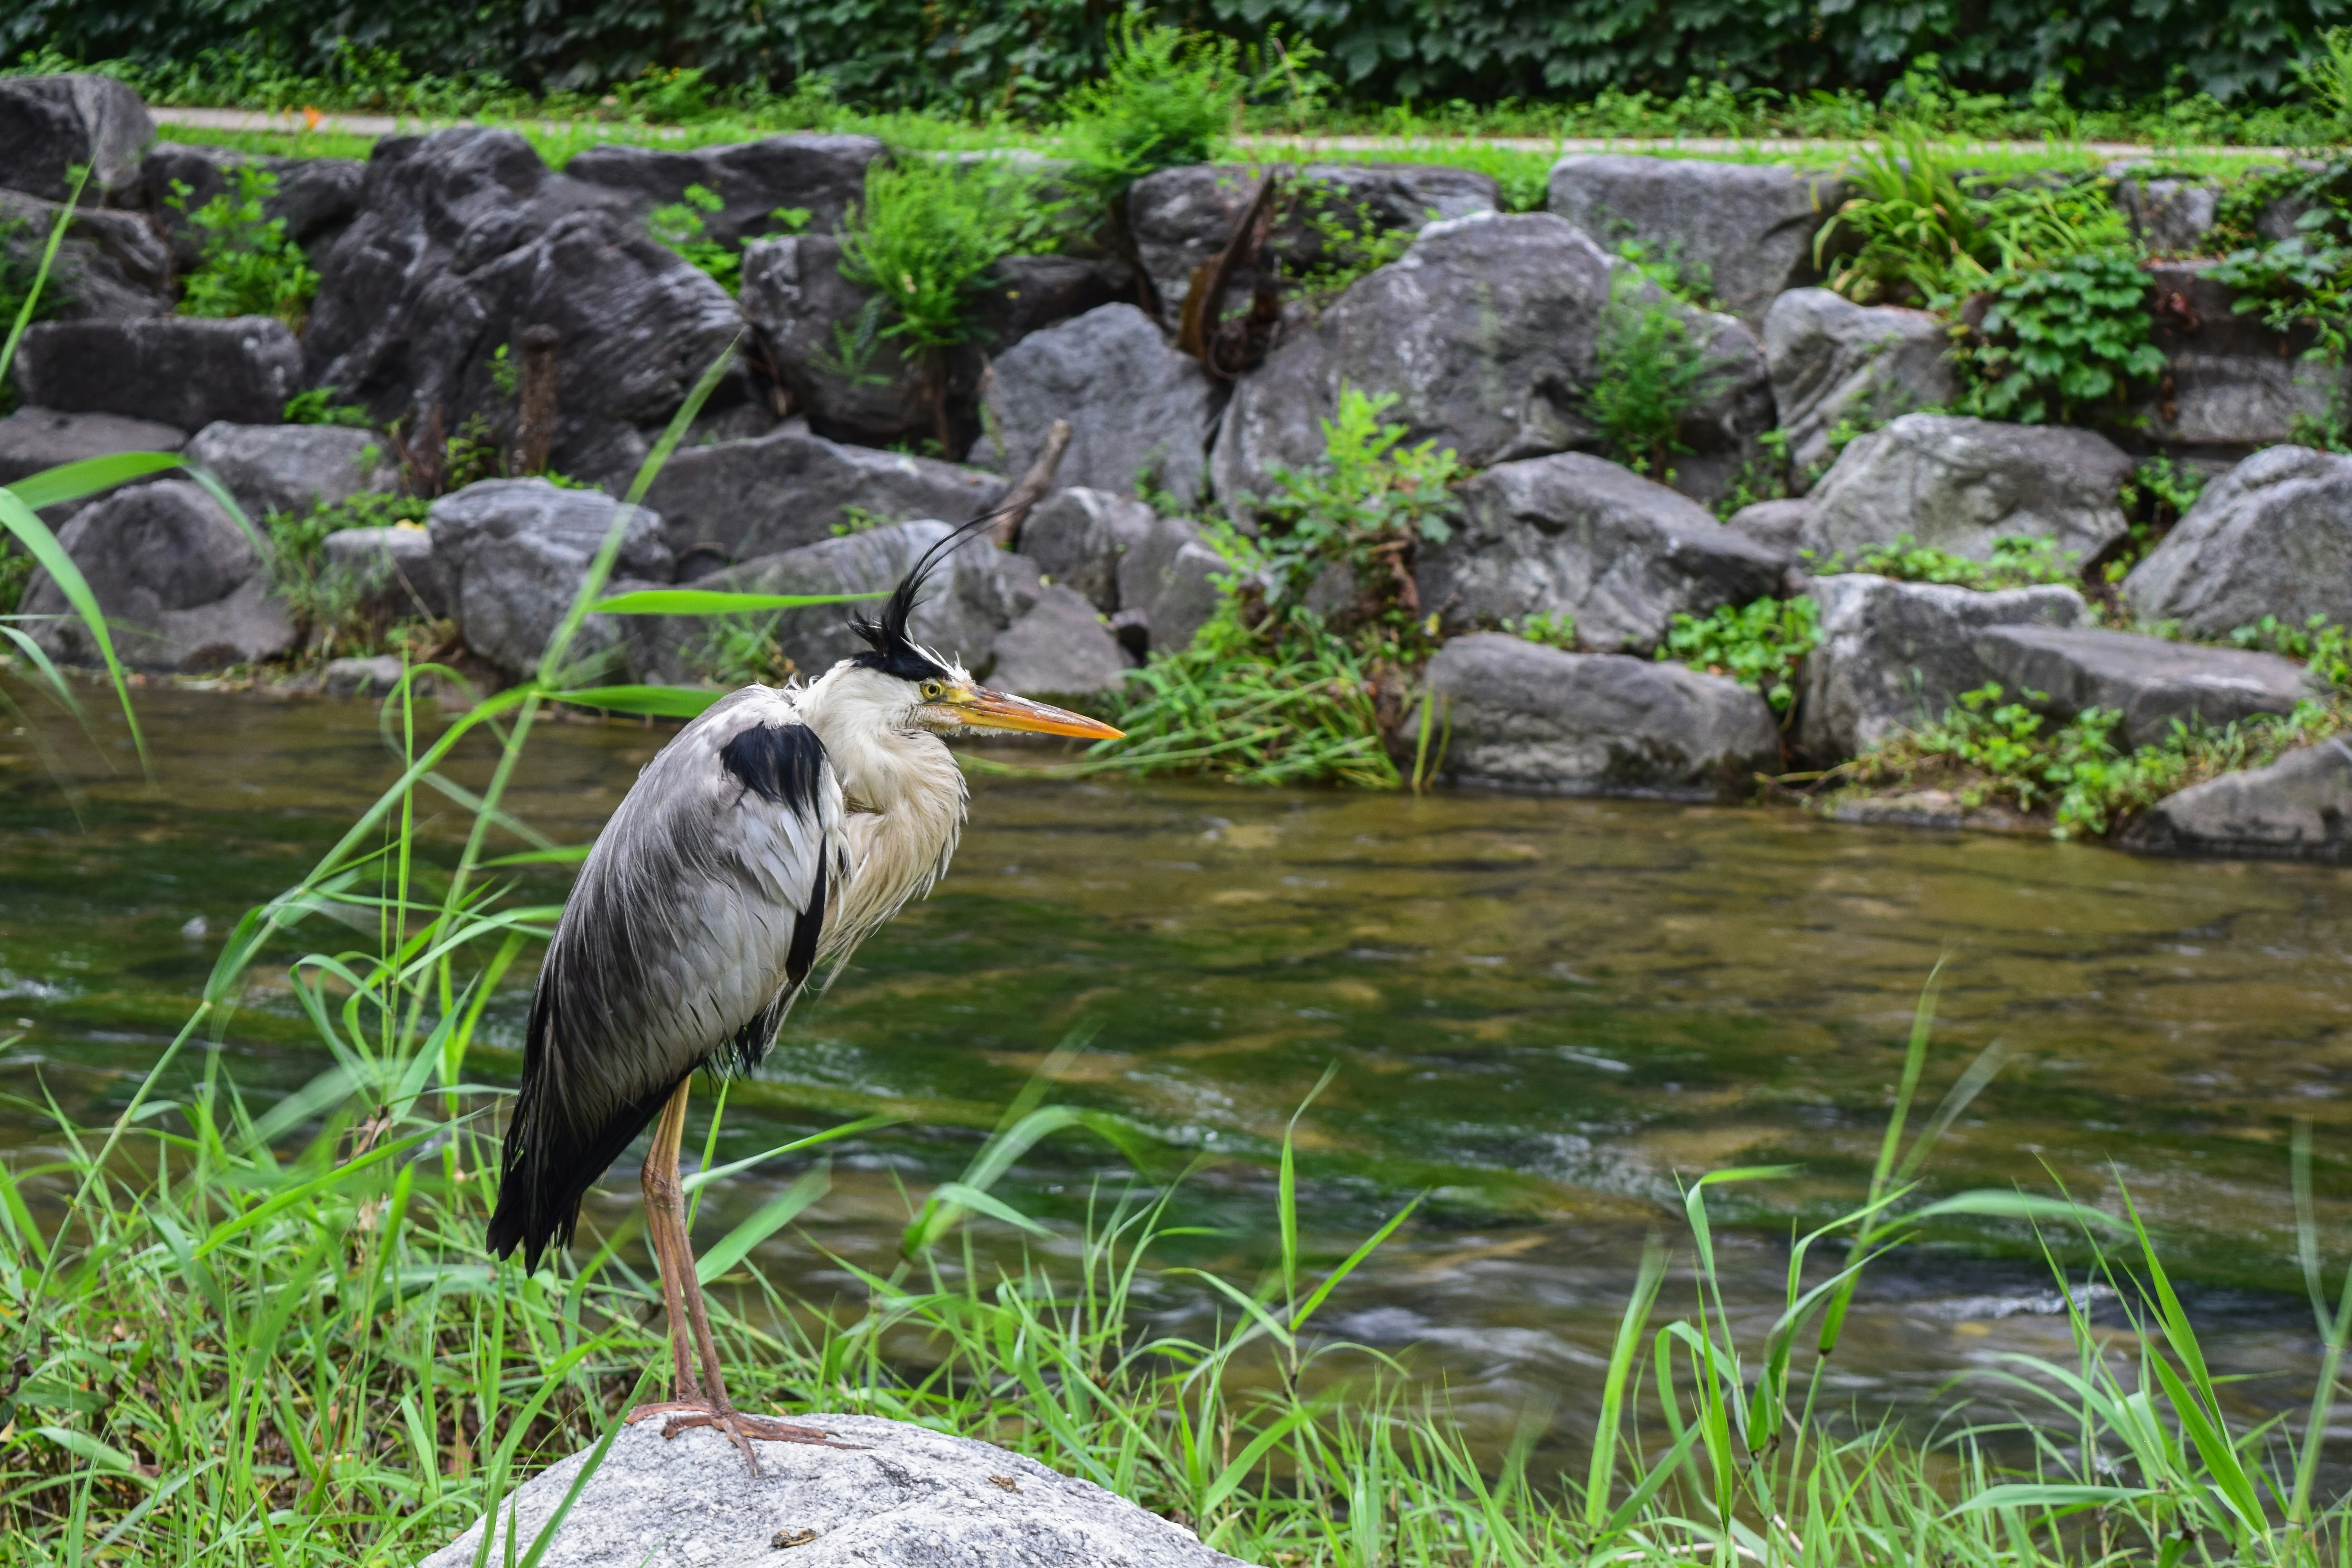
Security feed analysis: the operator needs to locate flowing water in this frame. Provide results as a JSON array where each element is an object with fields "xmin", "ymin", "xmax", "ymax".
[{"xmin": 7, "ymin": 681, "xmax": 2352, "ymax": 1465}]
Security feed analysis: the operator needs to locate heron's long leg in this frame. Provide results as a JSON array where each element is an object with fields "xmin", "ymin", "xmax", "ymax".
[{"xmin": 637, "ymin": 1075, "xmax": 703, "ymax": 1406}]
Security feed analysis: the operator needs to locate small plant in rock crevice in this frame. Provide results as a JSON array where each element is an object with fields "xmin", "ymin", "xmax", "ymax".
[
  {"xmin": 2095, "ymin": 455, "xmax": 2210, "ymax": 588},
  {"xmin": 1804, "ymin": 532, "xmax": 2078, "ymax": 591},
  {"xmin": 649, "ymin": 182, "xmax": 810, "ymax": 295},
  {"xmin": 1658, "ymin": 595, "xmax": 1819, "ymax": 717},
  {"xmin": 282, "ymin": 385, "xmax": 371, "ymax": 426},
  {"xmin": 1582, "ymin": 268, "xmax": 1729, "ymax": 478},
  {"xmin": 169, "ymin": 163, "xmax": 318, "ymax": 327},
  {"xmin": 1956, "ymin": 248, "xmax": 2165, "ymax": 425},
  {"xmin": 1508, "ymin": 609, "xmax": 1577, "ymax": 650},
  {"xmin": 2209, "ymin": 171, "xmax": 2352, "ymax": 448}
]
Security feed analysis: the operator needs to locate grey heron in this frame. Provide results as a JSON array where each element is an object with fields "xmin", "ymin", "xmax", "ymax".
[{"xmin": 485, "ymin": 520, "xmax": 1122, "ymax": 1470}]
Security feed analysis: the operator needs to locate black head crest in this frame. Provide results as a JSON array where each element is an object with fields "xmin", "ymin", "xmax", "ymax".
[{"xmin": 847, "ymin": 509, "xmax": 1005, "ymax": 680}]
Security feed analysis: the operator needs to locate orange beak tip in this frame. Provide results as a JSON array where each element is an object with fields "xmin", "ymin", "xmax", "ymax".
[{"xmin": 957, "ymin": 686, "xmax": 1124, "ymax": 740}]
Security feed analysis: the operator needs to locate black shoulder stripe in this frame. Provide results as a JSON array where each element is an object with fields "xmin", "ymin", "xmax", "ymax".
[
  {"xmin": 785, "ymin": 856, "xmax": 826, "ymax": 988},
  {"xmin": 719, "ymin": 720, "xmax": 828, "ymax": 807}
]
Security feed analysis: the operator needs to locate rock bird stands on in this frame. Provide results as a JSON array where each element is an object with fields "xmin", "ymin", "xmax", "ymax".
[{"xmin": 486, "ymin": 519, "xmax": 1121, "ymax": 1470}]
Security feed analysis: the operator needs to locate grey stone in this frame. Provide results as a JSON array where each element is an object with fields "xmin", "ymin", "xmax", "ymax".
[
  {"xmin": 184, "ymin": 422, "xmax": 394, "ymax": 519},
  {"xmin": 988, "ymin": 584, "xmax": 1132, "ymax": 697},
  {"xmin": 1417, "ymin": 452, "xmax": 1785, "ymax": 652},
  {"xmin": 323, "ymin": 524, "xmax": 451, "ymax": 619},
  {"xmin": 322, "ymin": 653, "xmax": 412, "ymax": 697},
  {"xmin": 129, "ymin": 143, "xmax": 368, "ymax": 270},
  {"xmin": 0, "ymin": 75, "xmax": 154, "ymax": 201},
  {"xmin": 417, "ymin": 1413, "xmax": 1245, "ymax": 1568},
  {"xmin": 1211, "ymin": 212, "xmax": 1773, "ymax": 509},
  {"xmin": 2114, "ymin": 176, "xmax": 2223, "ymax": 255},
  {"xmin": 1016, "ymin": 487, "xmax": 1156, "ymax": 612},
  {"xmin": 13, "ymin": 316, "xmax": 302, "ymax": 430},
  {"xmin": 1127, "ymin": 161, "xmax": 1499, "ymax": 327},
  {"xmin": 967, "ymin": 254, "xmax": 1134, "ymax": 351},
  {"xmin": 628, "ymin": 521, "xmax": 1040, "ymax": 684},
  {"xmin": 1972, "ymin": 623, "xmax": 2313, "ymax": 748},
  {"xmin": 0, "ymin": 408, "xmax": 185, "ymax": 501},
  {"xmin": 1422, "ymin": 632, "xmax": 1779, "ymax": 799},
  {"xmin": 2124, "ymin": 445, "xmax": 2352, "ymax": 635},
  {"xmin": 0, "ymin": 187, "xmax": 172, "ymax": 319},
  {"xmin": 1800, "ymin": 413, "xmax": 2132, "ymax": 566},
  {"xmin": 307, "ymin": 128, "xmax": 743, "ymax": 483},
  {"xmin": 1114, "ymin": 514, "xmax": 1226, "ymax": 655},
  {"xmin": 1762, "ymin": 289, "xmax": 1956, "ymax": 481},
  {"xmin": 642, "ymin": 427, "xmax": 1007, "ymax": 569},
  {"xmin": 1797, "ymin": 573, "xmax": 2087, "ymax": 760},
  {"xmin": 1724, "ymin": 497, "xmax": 1813, "ymax": 568},
  {"xmin": 1546, "ymin": 155, "xmax": 1847, "ymax": 323},
  {"xmin": 740, "ymin": 233, "xmax": 965, "ymax": 450},
  {"xmin": 18, "ymin": 479, "xmax": 295, "ymax": 671},
  {"xmin": 2120, "ymin": 739, "xmax": 2352, "ymax": 862},
  {"xmin": 427, "ymin": 479, "xmax": 672, "ymax": 679},
  {"xmin": 2142, "ymin": 261, "xmax": 2348, "ymax": 453},
  {"xmin": 564, "ymin": 134, "xmax": 886, "ymax": 249},
  {"xmin": 971, "ymin": 304, "xmax": 1221, "ymax": 507}
]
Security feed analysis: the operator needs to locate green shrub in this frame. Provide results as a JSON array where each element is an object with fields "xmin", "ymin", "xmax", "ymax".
[
  {"xmin": 1806, "ymin": 532, "xmax": 2078, "ymax": 590},
  {"xmin": 1957, "ymin": 249, "xmax": 2165, "ymax": 425},
  {"xmin": 1581, "ymin": 268, "xmax": 1728, "ymax": 477},
  {"xmin": 649, "ymin": 182, "xmax": 809, "ymax": 294},
  {"xmin": 170, "ymin": 163, "xmax": 318, "ymax": 327},
  {"xmin": 2105, "ymin": 456, "xmax": 2209, "ymax": 582},
  {"xmin": 1061, "ymin": 20, "xmax": 1239, "ymax": 191},
  {"xmin": 282, "ymin": 385, "xmax": 371, "ymax": 426},
  {"xmin": 691, "ymin": 613, "xmax": 797, "ymax": 685},
  {"xmin": 838, "ymin": 157, "xmax": 1065, "ymax": 354},
  {"xmin": 1657, "ymin": 594, "xmax": 1818, "ymax": 715},
  {"xmin": 2209, "ymin": 180, "xmax": 2352, "ymax": 445},
  {"xmin": 1286, "ymin": 177, "xmax": 1422, "ymax": 298}
]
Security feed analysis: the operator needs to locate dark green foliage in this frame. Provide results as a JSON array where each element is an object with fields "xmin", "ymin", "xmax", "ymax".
[
  {"xmin": 838, "ymin": 158, "xmax": 1069, "ymax": 352},
  {"xmin": 1958, "ymin": 250, "xmax": 2165, "ymax": 425},
  {"xmin": 170, "ymin": 165, "xmax": 318, "ymax": 326},
  {"xmin": 1657, "ymin": 595, "xmax": 1818, "ymax": 717},
  {"xmin": 1062, "ymin": 19, "xmax": 1239, "ymax": 191},
  {"xmin": 8, "ymin": 0, "xmax": 2345, "ymax": 116}
]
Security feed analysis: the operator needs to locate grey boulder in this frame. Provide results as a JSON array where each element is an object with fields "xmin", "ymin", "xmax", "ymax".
[
  {"xmin": 427, "ymin": 479, "xmax": 672, "ymax": 679},
  {"xmin": 2120, "ymin": 739, "xmax": 2352, "ymax": 862},
  {"xmin": 1017, "ymin": 487, "xmax": 1156, "ymax": 613},
  {"xmin": 2115, "ymin": 175, "xmax": 2223, "ymax": 256},
  {"xmin": 1417, "ymin": 452, "xmax": 1785, "ymax": 652},
  {"xmin": 184, "ymin": 422, "xmax": 394, "ymax": 519},
  {"xmin": 641, "ymin": 427, "xmax": 1007, "ymax": 569},
  {"xmin": 988, "ymin": 584, "xmax": 1132, "ymax": 697},
  {"xmin": 2125, "ymin": 445, "xmax": 2352, "ymax": 635},
  {"xmin": 131, "ymin": 142, "xmax": 368, "ymax": 271},
  {"xmin": 564, "ymin": 134, "xmax": 885, "ymax": 248},
  {"xmin": 1762, "ymin": 289, "xmax": 1956, "ymax": 481},
  {"xmin": 19, "ymin": 479, "xmax": 294, "ymax": 671},
  {"xmin": 971, "ymin": 304, "xmax": 1221, "ymax": 507},
  {"xmin": 307, "ymin": 128, "xmax": 742, "ymax": 483},
  {"xmin": 0, "ymin": 74, "xmax": 154, "ymax": 201},
  {"xmin": 1127, "ymin": 161, "xmax": 1499, "ymax": 326},
  {"xmin": 0, "ymin": 408, "xmax": 185, "ymax": 520},
  {"xmin": 417, "ymin": 1414, "xmax": 1245, "ymax": 1568},
  {"xmin": 740, "ymin": 233, "xmax": 964, "ymax": 450},
  {"xmin": 1723, "ymin": 497, "xmax": 1813, "ymax": 570},
  {"xmin": 1797, "ymin": 573, "xmax": 2087, "ymax": 759},
  {"xmin": 2143, "ymin": 262, "xmax": 2348, "ymax": 453},
  {"xmin": 0, "ymin": 187, "xmax": 172, "ymax": 319},
  {"xmin": 1114, "ymin": 514, "xmax": 1227, "ymax": 655},
  {"xmin": 1972, "ymin": 624, "xmax": 2314, "ymax": 748},
  {"xmin": 323, "ymin": 525, "xmax": 451, "ymax": 619},
  {"xmin": 322, "ymin": 653, "xmax": 414, "ymax": 697},
  {"xmin": 13, "ymin": 316, "xmax": 302, "ymax": 430},
  {"xmin": 1546, "ymin": 155, "xmax": 1846, "ymax": 323},
  {"xmin": 1423, "ymin": 633, "xmax": 1779, "ymax": 799},
  {"xmin": 1212, "ymin": 212, "xmax": 1773, "ymax": 508},
  {"xmin": 1801, "ymin": 413, "xmax": 2132, "ymax": 566},
  {"xmin": 628, "ymin": 521, "xmax": 1039, "ymax": 685}
]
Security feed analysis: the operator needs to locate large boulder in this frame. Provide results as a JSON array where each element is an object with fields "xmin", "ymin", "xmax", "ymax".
[
  {"xmin": 306, "ymin": 128, "xmax": 742, "ymax": 483},
  {"xmin": 2120, "ymin": 740, "xmax": 2352, "ymax": 862},
  {"xmin": 18, "ymin": 479, "xmax": 294, "ymax": 671},
  {"xmin": 0, "ymin": 407, "xmax": 185, "ymax": 501},
  {"xmin": 1800, "ymin": 413, "xmax": 2132, "ymax": 566},
  {"xmin": 323, "ymin": 524, "xmax": 450, "ymax": 620},
  {"xmin": 1211, "ymin": 212, "xmax": 1773, "ymax": 508},
  {"xmin": 2141, "ymin": 261, "xmax": 2348, "ymax": 454},
  {"xmin": 419, "ymin": 1414, "xmax": 1245, "ymax": 1568},
  {"xmin": 184, "ymin": 422, "xmax": 394, "ymax": 519},
  {"xmin": 970, "ymin": 304, "xmax": 1221, "ymax": 507},
  {"xmin": 968, "ymin": 255, "xmax": 1134, "ymax": 350},
  {"xmin": 1762, "ymin": 289, "xmax": 1956, "ymax": 481},
  {"xmin": 1723, "ymin": 497, "xmax": 1812, "ymax": 571},
  {"xmin": 2125, "ymin": 445, "xmax": 2352, "ymax": 635},
  {"xmin": 1797, "ymin": 574, "xmax": 2087, "ymax": 760},
  {"xmin": 1127, "ymin": 161, "xmax": 1499, "ymax": 326},
  {"xmin": 13, "ymin": 316, "xmax": 299, "ymax": 431},
  {"xmin": 639, "ymin": 427, "xmax": 1007, "ymax": 570},
  {"xmin": 627, "ymin": 520, "xmax": 1040, "ymax": 684},
  {"xmin": 129, "ymin": 143, "xmax": 368, "ymax": 271},
  {"xmin": 426, "ymin": 479, "xmax": 672, "ymax": 679},
  {"xmin": 564, "ymin": 134, "xmax": 886, "ymax": 248},
  {"xmin": 0, "ymin": 188, "xmax": 172, "ymax": 319},
  {"xmin": 1546, "ymin": 156, "xmax": 1847, "ymax": 323},
  {"xmin": 1417, "ymin": 452, "xmax": 1784, "ymax": 652},
  {"xmin": 1114, "ymin": 513, "xmax": 1227, "ymax": 655},
  {"xmin": 1016, "ymin": 487, "xmax": 1156, "ymax": 613},
  {"xmin": 988, "ymin": 584, "xmax": 1132, "ymax": 697},
  {"xmin": 2114, "ymin": 175, "xmax": 2223, "ymax": 256},
  {"xmin": 1423, "ymin": 633, "xmax": 1779, "ymax": 799},
  {"xmin": 1972, "ymin": 624, "xmax": 2314, "ymax": 748},
  {"xmin": 0, "ymin": 75, "xmax": 154, "ymax": 202},
  {"xmin": 739, "ymin": 233, "xmax": 965, "ymax": 450}
]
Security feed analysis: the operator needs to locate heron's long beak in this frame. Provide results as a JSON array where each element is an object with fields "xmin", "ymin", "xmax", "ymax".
[{"xmin": 948, "ymin": 685, "xmax": 1124, "ymax": 739}]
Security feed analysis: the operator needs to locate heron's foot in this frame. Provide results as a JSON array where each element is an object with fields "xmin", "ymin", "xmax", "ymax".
[{"xmin": 632, "ymin": 1397, "xmax": 868, "ymax": 1473}]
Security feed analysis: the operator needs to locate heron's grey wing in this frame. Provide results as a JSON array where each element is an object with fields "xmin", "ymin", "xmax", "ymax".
[{"xmin": 487, "ymin": 686, "xmax": 847, "ymax": 1265}]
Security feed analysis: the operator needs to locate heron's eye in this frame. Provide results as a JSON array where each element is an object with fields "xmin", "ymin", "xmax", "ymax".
[{"xmin": 919, "ymin": 680, "xmax": 946, "ymax": 701}]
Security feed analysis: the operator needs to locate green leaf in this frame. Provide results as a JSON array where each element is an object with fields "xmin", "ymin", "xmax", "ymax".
[
  {"xmin": 548, "ymin": 685, "xmax": 727, "ymax": 718},
  {"xmin": 3, "ymin": 451, "xmax": 185, "ymax": 512},
  {"xmin": 1947, "ymin": 1484, "xmax": 2157, "ymax": 1515},
  {"xmin": 591, "ymin": 588, "xmax": 887, "ymax": 615},
  {"xmin": 0, "ymin": 486, "xmax": 149, "ymax": 775},
  {"xmin": 696, "ymin": 1160, "xmax": 831, "ymax": 1284}
]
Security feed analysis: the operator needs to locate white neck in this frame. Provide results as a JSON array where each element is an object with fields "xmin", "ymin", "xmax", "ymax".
[{"xmin": 792, "ymin": 663, "xmax": 969, "ymax": 968}]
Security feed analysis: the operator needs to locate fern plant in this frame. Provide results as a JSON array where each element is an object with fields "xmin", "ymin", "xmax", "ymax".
[{"xmin": 170, "ymin": 165, "xmax": 318, "ymax": 327}]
